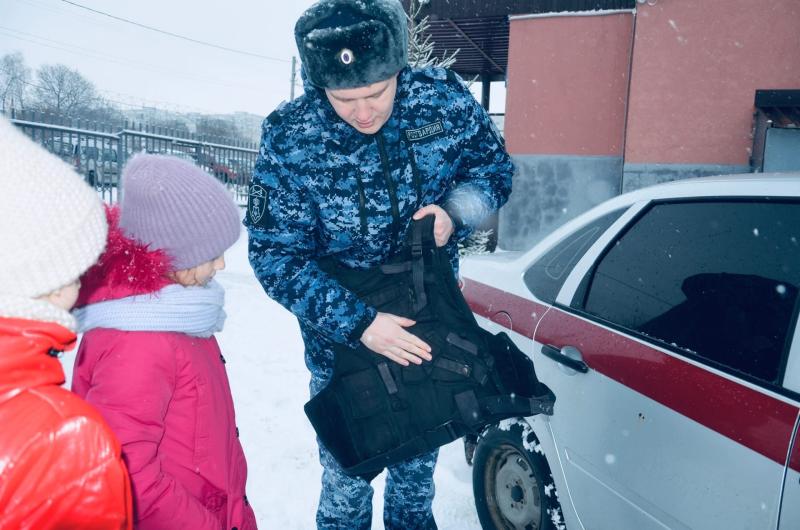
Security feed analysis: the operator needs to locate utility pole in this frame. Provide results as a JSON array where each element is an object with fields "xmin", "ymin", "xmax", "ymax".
[{"xmin": 290, "ymin": 56, "xmax": 297, "ymax": 101}]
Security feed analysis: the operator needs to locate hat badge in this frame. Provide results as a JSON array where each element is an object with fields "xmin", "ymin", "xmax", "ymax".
[{"xmin": 339, "ymin": 48, "xmax": 354, "ymax": 65}]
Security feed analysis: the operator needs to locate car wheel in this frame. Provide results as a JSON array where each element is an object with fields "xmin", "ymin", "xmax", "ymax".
[{"xmin": 473, "ymin": 421, "xmax": 565, "ymax": 530}]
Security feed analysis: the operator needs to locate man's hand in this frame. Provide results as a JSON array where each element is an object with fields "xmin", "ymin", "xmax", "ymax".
[
  {"xmin": 413, "ymin": 205, "xmax": 454, "ymax": 247},
  {"xmin": 361, "ymin": 312, "xmax": 432, "ymax": 366}
]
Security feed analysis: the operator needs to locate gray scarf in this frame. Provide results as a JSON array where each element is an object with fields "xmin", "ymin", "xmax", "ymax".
[{"xmin": 74, "ymin": 280, "xmax": 226, "ymax": 338}]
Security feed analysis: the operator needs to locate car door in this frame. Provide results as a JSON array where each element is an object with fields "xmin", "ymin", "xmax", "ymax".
[
  {"xmin": 779, "ymin": 417, "xmax": 800, "ymax": 529},
  {"xmin": 534, "ymin": 199, "xmax": 800, "ymax": 530},
  {"xmin": 779, "ymin": 321, "xmax": 800, "ymax": 529}
]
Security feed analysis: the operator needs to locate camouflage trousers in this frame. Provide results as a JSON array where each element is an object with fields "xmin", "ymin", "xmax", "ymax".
[{"xmin": 311, "ymin": 374, "xmax": 439, "ymax": 530}]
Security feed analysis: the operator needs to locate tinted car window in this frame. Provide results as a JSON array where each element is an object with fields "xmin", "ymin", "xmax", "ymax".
[
  {"xmin": 524, "ymin": 209, "xmax": 625, "ymax": 303},
  {"xmin": 583, "ymin": 200, "xmax": 800, "ymax": 384}
]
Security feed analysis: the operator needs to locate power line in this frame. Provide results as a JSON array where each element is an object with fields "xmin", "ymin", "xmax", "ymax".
[
  {"xmin": 16, "ymin": 0, "xmax": 124, "ymax": 30},
  {"xmin": 0, "ymin": 27, "xmax": 269, "ymax": 94},
  {"xmin": 59, "ymin": 0, "xmax": 291, "ymax": 63},
  {"xmin": 0, "ymin": 30, "xmax": 289, "ymax": 114}
]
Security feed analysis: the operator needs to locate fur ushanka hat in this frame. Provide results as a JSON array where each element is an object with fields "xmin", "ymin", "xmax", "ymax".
[{"xmin": 295, "ymin": 0, "xmax": 409, "ymax": 89}]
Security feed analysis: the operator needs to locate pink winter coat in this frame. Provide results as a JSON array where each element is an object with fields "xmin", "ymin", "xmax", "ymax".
[{"xmin": 71, "ymin": 207, "xmax": 257, "ymax": 530}]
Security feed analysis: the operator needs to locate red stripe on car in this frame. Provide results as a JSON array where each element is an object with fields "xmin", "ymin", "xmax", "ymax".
[
  {"xmin": 462, "ymin": 277, "xmax": 547, "ymax": 340},
  {"xmin": 462, "ymin": 278, "xmax": 800, "ymax": 473}
]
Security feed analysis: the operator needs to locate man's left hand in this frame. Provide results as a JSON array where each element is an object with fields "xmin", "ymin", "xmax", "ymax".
[{"xmin": 413, "ymin": 205, "xmax": 454, "ymax": 247}]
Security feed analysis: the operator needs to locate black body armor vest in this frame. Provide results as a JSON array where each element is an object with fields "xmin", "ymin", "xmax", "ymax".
[{"xmin": 305, "ymin": 216, "xmax": 555, "ymax": 477}]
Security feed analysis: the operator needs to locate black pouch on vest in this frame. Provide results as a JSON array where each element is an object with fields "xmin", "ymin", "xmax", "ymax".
[{"xmin": 304, "ymin": 215, "xmax": 555, "ymax": 477}]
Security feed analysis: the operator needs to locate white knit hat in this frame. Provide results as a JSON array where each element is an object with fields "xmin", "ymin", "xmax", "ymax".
[{"xmin": 0, "ymin": 117, "xmax": 107, "ymax": 326}]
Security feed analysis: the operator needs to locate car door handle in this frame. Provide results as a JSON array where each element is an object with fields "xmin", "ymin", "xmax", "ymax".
[{"xmin": 540, "ymin": 345, "xmax": 589, "ymax": 373}]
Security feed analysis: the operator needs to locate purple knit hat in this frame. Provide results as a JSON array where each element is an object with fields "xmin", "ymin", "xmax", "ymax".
[{"xmin": 118, "ymin": 153, "xmax": 241, "ymax": 271}]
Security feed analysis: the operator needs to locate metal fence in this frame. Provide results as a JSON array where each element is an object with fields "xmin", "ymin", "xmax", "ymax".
[{"xmin": 3, "ymin": 108, "xmax": 259, "ymax": 205}]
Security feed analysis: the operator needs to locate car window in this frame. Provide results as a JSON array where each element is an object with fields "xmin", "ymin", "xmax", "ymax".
[
  {"xmin": 582, "ymin": 200, "xmax": 800, "ymax": 384},
  {"xmin": 523, "ymin": 208, "xmax": 625, "ymax": 303}
]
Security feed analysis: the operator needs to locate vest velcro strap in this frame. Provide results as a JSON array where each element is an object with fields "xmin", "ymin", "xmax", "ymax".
[
  {"xmin": 411, "ymin": 253, "xmax": 427, "ymax": 312},
  {"xmin": 435, "ymin": 356, "xmax": 472, "ymax": 378},
  {"xmin": 481, "ymin": 389, "xmax": 556, "ymax": 418},
  {"xmin": 410, "ymin": 219, "xmax": 428, "ymax": 312},
  {"xmin": 377, "ymin": 362, "xmax": 399, "ymax": 395},
  {"xmin": 446, "ymin": 332, "xmax": 479, "ymax": 356},
  {"xmin": 422, "ymin": 421, "xmax": 463, "ymax": 448},
  {"xmin": 412, "ymin": 217, "xmax": 425, "ymax": 257}
]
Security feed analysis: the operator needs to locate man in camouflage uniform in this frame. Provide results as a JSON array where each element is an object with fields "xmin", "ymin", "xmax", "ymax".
[{"xmin": 244, "ymin": 0, "xmax": 513, "ymax": 528}]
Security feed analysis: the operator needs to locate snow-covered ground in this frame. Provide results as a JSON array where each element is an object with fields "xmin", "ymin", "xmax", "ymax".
[{"xmin": 60, "ymin": 220, "xmax": 482, "ymax": 529}]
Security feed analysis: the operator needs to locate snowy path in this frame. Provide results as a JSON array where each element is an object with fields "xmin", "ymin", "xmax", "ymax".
[{"xmin": 61, "ymin": 224, "xmax": 482, "ymax": 529}]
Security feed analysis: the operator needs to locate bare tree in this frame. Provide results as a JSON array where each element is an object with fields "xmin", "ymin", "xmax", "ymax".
[
  {"xmin": 0, "ymin": 52, "xmax": 31, "ymax": 110},
  {"xmin": 34, "ymin": 64, "xmax": 98, "ymax": 115}
]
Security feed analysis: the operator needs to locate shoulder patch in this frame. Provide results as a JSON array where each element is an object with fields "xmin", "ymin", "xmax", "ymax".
[{"xmin": 247, "ymin": 184, "xmax": 269, "ymax": 226}]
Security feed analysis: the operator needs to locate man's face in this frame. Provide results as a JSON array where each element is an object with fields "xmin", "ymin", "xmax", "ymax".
[{"xmin": 325, "ymin": 75, "xmax": 398, "ymax": 135}]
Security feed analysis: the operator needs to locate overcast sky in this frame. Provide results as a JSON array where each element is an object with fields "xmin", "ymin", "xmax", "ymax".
[
  {"xmin": 0, "ymin": 0, "xmax": 506, "ymax": 118},
  {"xmin": 0, "ymin": 0, "xmax": 318, "ymax": 116}
]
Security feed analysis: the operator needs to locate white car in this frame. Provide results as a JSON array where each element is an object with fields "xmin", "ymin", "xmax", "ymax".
[{"xmin": 462, "ymin": 174, "xmax": 800, "ymax": 530}]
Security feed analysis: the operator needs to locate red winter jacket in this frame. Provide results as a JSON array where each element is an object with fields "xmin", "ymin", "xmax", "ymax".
[
  {"xmin": 0, "ymin": 317, "xmax": 133, "ymax": 530},
  {"xmin": 71, "ymin": 207, "xmax": 256, "ymax": 530}
]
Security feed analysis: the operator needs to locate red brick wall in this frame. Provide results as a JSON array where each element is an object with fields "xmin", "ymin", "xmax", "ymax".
[
  {"xmin": 625, "ymin": 0, "xmax": 800, "ymax": 165},
  {"xmin": 505, "ymin": 12, "xmax": 634, "ymax": 156}
]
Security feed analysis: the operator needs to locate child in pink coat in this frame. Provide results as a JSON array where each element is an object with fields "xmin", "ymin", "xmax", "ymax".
[{"xmin": 72, "ymin": 154, "xmax": 257, "ymax": 530}]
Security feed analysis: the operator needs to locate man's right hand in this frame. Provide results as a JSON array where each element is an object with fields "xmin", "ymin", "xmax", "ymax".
[{"xmin": 360, "ymin": 312, "xmax": 432, "ymax": 366}]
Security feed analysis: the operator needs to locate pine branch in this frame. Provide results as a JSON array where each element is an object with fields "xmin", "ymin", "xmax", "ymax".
[
  {"xmin": 407, "ymin": 0, "xmax": 460, "ymax": 70},
  {"xmin": 458, "ymin": 229, "xmax": 494, "ymax": 257}
]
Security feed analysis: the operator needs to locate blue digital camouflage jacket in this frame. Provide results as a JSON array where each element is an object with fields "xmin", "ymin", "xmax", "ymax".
[{"xmin": 245, "ymin": 66, "xmax": 513, "ymax": 374}]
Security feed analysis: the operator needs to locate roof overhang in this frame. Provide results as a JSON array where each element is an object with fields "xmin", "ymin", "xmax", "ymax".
[
  {"xmin": 755, "ymin": 90, "xmax": 800, "ymax": 128},
  {"xmin": 401, "ymin": 0, "xmax": 635, "ymax": 79}
]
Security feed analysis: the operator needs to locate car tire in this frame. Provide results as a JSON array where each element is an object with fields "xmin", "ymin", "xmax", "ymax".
[{"xmin": 473, "ymin": 421, "xmax": 565, "ymax": 530}]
